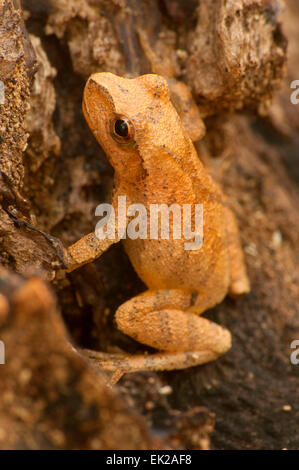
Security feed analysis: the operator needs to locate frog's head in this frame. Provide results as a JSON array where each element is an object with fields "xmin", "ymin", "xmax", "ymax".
[{"xmin": 83, "ymin": 72, "xmax": 186, "ymax": 180}]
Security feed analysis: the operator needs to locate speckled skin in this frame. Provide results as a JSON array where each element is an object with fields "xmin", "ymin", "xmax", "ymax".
[{"xmin": 66, "ymin": 73, "xmax": 250, "ymax": 378}]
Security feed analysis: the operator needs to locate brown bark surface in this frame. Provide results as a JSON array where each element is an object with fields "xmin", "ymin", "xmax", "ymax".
[{"xmin": 0, "ymin": 0, "xmax": 298, "ymax": 449}]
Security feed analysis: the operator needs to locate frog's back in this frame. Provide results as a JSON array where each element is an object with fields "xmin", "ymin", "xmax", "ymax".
[
  {"xmin": 123, "ymin": 193, "xmax": 230, "ymax": 301},
  {"xmin": 123, "ymin": 127, "xmax": 230, "ymax": 300}
]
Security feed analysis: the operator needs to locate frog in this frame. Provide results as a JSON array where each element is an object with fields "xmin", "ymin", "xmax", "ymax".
[{"xmin": 64, "ymin": 72, "xmax": 250, "ymax": 380}]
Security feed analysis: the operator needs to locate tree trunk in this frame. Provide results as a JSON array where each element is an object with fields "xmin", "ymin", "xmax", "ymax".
[{"xmin": 0, "ymin": 0, "xmax": 298, "ymax": 449}]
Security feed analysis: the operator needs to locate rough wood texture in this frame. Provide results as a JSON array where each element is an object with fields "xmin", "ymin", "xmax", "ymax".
[
  {"xmin": 0, "ymin": 0, "xmax": 298, "ymax": 449},
  {"xmin": 0, "ymin": 268, "xmax": 155, "ymax": 449}
]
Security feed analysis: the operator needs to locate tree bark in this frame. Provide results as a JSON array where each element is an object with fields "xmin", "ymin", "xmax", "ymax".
[{"xmin": 0, "ymin": 0, "xmax": 298, "ymax": 449}]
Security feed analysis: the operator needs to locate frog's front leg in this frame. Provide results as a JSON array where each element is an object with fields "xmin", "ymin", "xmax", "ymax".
[
  {"xmin": 65, "ymin": 190, "xmax": 128, "ymax": 272},
  {"xmin": 85, "ymin": 289, "xmax": 231, "ymax": 375},
  {"xmin": 66, "ymin": 232, "xmax": 119, "ymax": 272}
]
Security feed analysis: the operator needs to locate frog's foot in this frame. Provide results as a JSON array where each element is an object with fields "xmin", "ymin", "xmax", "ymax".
[
  {"xmin": 83, "ymin": 354, "xmax": 125, "ymax": 386},
  {"xmin": 82, "ymin": 350, "xmax": 127, "ymax": 385},
  {"xmin": 224, "ymin": 206, "xmax": 251, "ymax": 297},
  {"xmin": 229, "ymin": 276, "xmax": 250, "ymax": 297},
  {"xmin": 84, "ymin": 290, "xmax": 231, "ymax": 376}
]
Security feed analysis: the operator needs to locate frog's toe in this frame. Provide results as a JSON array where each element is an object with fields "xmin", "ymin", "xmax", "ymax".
[{"xmin": 229, "ymin": 277, "xmax": 250, "ymax": 297}]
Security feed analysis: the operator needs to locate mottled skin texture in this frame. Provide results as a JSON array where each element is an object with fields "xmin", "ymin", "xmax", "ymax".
[
  {"xmin": 137, "ymin": 29, "xmax": 206, "ymax": 142},
  {"xmin": 66, "ymin": 73, "xmax": 250, "ymax": 379}
]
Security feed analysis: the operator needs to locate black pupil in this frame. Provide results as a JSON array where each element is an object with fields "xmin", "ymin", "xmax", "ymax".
[{"xmin": 115, "ymin": 119, "xmax": 128, "ymax": 137}]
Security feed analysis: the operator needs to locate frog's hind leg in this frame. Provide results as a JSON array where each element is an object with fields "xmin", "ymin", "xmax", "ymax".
[{"xmin": 84, "ymin": 289, "xmax": 231, "ymax": 377}]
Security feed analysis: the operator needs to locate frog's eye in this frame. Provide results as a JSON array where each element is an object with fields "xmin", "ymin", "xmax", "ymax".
[{"xmin": 110, "ymin": 115, "xmax": 134, "ymax": 143}]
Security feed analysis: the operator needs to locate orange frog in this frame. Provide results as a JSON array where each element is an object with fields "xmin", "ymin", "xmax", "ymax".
[{"xmin": 64, "ymin": 72, "xmax": 250, "ymax": 379}]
